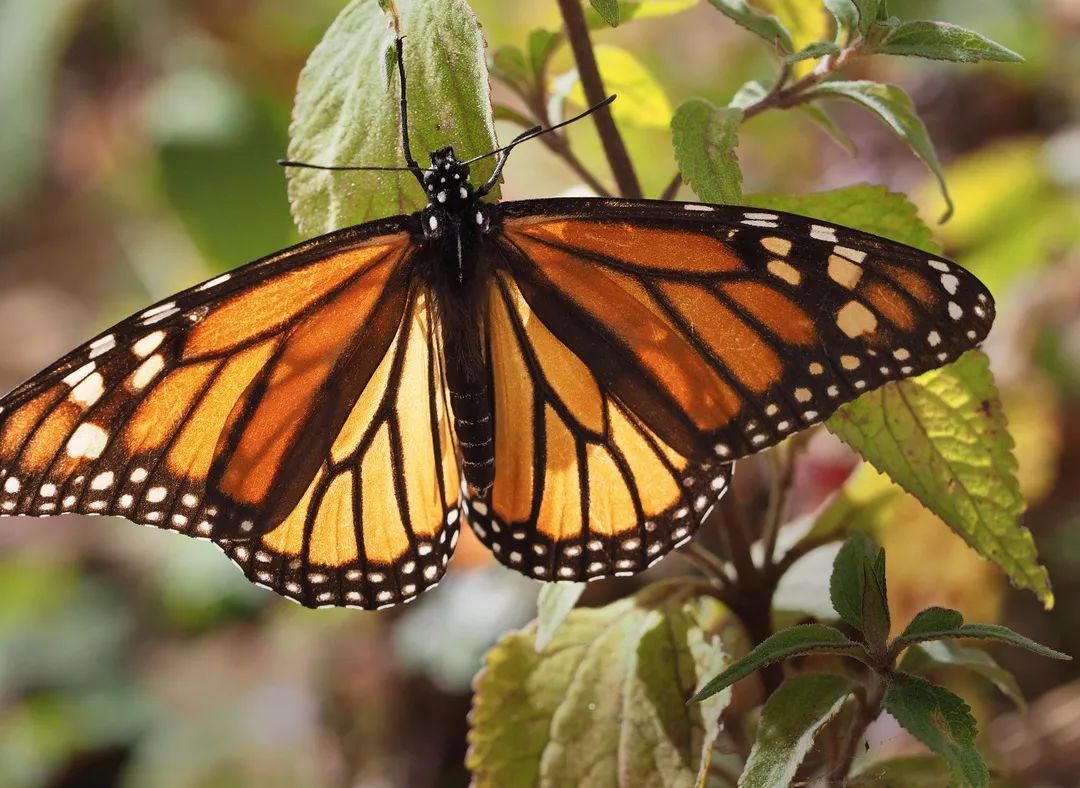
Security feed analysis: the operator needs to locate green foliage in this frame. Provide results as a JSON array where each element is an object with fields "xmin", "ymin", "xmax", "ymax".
[
  {"xmin": 690, "ymin": 624, "xmax": 865, "ymax": 703},
  {"xmin": 671, "ymin": 99, "xmax": 743, "ymax": 204},
  {"xmin": 900, "ymin": 640, "xmax": 1026, "ymax": 710},
  {"xmin": 884, "ymin": 673, "xmax": 988, "ymax": 788},
  {"xmin": 568, "ymin": 45, "xmax": 672, "ymax": 128},
  {"xmin": 740, "ymin": 673, "xmax": 856, "ymax": 787},
  {"xmin": 286, "ymin": 0, "xmax": 497, "ymax": 235},
  {"xmin": 468, "ymin": 587, "xmax": 727, "ymax": 788},
  {"xmin": 829, "ymin": 351, "xmax": 1052, "ymax": 607},
  {"xmin": 877, "ymin": 20, "xmax": 1023, "ymax": 63},
  {"xmin": 893, "ymin": 607, "xmax": 1070, "ymax": 660},
  {"xmin": 534, "ymin": 582, "xmax": 585, "ymax": 651},
  {"xmin": 706, "ymin": 0, "xmax": 794, "ymax": 53},
  {"xmin": 590, "ymin": 0, "xmax": 621, "ymax": 27},
  {"xmin": 805, "ymin": 81, "xmax": 953, "ymax": 219},
  {"xmin": 829, "ymin": 532, "xmax": 890, "ymax": 655}
]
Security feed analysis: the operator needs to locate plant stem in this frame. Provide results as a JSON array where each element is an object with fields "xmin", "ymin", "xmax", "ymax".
[
  {"xmin": 555, "ymin": 0, "xmax": 643, "ymax": 198},
  {"xmin": 717, "ymin": 491, "xmax": 758, "ymax": 588},
  {"xmin": 828, "ymin": 673, "xmax": 886, "ymax": 782},
  {"xmin": 683, "ymin": 542, "xmax": 735, "ymax": 589},
  {"xmin": 658, "ymin": 42, "xmax": 866, "ymax": 200}
]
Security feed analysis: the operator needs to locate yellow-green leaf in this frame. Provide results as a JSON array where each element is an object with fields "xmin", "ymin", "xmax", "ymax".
[
  {"xmin": 568, "ymin": 45, "xmax": 671, "ymax": 129},
  {"xmin": 828, "ymin": 352, "xmax": 1052, "ymax": 608},
  {"xmin": 468, "ymin": 587, "xmax": 728, "ymax": 788}
]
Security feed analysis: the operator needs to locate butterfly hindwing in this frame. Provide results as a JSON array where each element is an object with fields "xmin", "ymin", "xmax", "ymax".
[
  {"xmin": 463, "ymin": 272, "xmax": 732, "ymax": 582},
  {"xmin": 226, "ymin": 287, "xmax": 462, "ymax": 608},
  {"xmin": 495, "ymin": 197, "xmax": 994, "ymax": 464}
]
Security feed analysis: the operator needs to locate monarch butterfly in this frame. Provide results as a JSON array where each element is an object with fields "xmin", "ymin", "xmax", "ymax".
[{"xmin": 0, "ymin": 39, "xmax": 993, "ymax": 610}]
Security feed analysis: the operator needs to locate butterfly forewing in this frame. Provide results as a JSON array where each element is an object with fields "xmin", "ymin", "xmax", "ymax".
[
  {"xmin": 495, "ymin": 198, "xmax": 994, "ymax": 464},
  {"xmin": 0, "ymin": 219, "xmax": 464, "ymax": 608}
]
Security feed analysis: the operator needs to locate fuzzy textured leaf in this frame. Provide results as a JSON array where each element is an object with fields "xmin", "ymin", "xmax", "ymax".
[
  {"xmin": 691, "ymin": 624, "xmax": 864, "ymax": 703},
  {"xmin": 877, "ymin": 21, "xmax": 1023, "ymax": 63},
  {"xmin": 740, "ymin": 673, "xmax": 856, "ymax": 787},
  {"xmin": 900, "ymin": 641, "xmax": 1026, "ymax": 710},
  {"xmin": 707, "ymin": 0, "xmax": 794, "ymax": 52},
  {"xmin": 884, "ymin": 673, "xmax": 988, "ymax": 788},
  {"xmin": 806, "ymin": 80, "xmax": 953, "ymax": 219},
  {"xmin": 896, "ymin": 609, "xmax": 1069, "ymax": 660},
  {"xmin": 672, "ymin": 99, "xmax": 743, "ymax": 204},
  {"xmin": 830, "ymin": 533, "xmax": 889, "ymax": 651},
  {"xmin": 468, "ymin": 587, "xmax": 728, "ymax": 788},
  {"xmin": 828, "ymin": 351, "xmax": 1052, "ymax": 607},
  {"xmin": 534, "ymin": 582, "xmax": 585, "ymax": 652},
  {"xmin": 824, "ymin": 0, "xmax": 859, "ymax": 41},
  {"xmin": 286, "ymin": 0, "xmax": 497, "ymax": 235}
]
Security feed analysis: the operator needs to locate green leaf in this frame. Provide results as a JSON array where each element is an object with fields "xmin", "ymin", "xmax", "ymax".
[
  {"xmin": 490, "ymin": 44, "xmax": 529, "ymax": 91},
  {"xmin": 740, "ymin": 673, "xmax": 856, "ymax": 787},
  {"xmin": 829, "ymin": 532, "xmax": 871, "ymax": 631},
  {"xmin": 745, "ymin": 184, "xmax": 937, "ymax": 252},
  {"xmin": 691, "ymin": 624, "xmax": 865, "ymax": 703},
  {"xmin": 895, "ymin": 610, "xmax": 1069, "ymax": 661},
  {"xmin": 286, "ymin": 0, "xmax": 498, "ymax": 235},
  {"xmin": 590, "ymin": 0, "xmax": 621, "ymax": 27},
  {"xmin": 534, "ymin": 582, "xmax": 585, "ymax": 652},
  {"xmin": 567, "ymin": 45, "xmax": 672, "ymax": 129},
  {"xmin": 851, "ymin": 0, "xmax": 881, "ymax": 35},
  {"xmin": 849, "ymin": 755, "xmax": 957, "ymax": 787},
  {"xmin": 585, "ymin": 0, "xmax": 699, "ymax": 28},
  {"xmin": 729, "ymin": 79, "xmax": 768, "ymax": 110},
  {"xmin": 526, "ymin": 28, "xmax": 561, "ymax": 80},
  {"xmin": 827, "ymin": 351, "xmax": 1053, "ymax": 608},
  {"xmin": 468, "ymin": 588, "xmax": 728, "ymax": 787},
  {"xmin": 897, "ymin": 607, "xmax": 964, "ymax": 641},
  {"xmin": 824, "ymin": 0, "xmax": 859, "ymax": 41},
  {"xmin": 706, "ymin": 0, "xmax": 794, "ymax": 53},
  {"xmin": 829, "ymin": 534, "xmax": 890, "ymax": 652},
  {"xmin": 784, "ymin": 41, "xmax": 839, "ymax": 65},
  {"xmin": 671, "ymin": 99, "xmax": 743, "ymax": 204},
  {"xmin": 877, "ymin": 21, "xmax": 1023, "ymax": 64},
  {"xmin": 884, "ymin": 673, "xmax": 988, "ymax": 788},
  {"xmin": 806, "ymin": 80, "xmax": 953, "ymax": 220},
  {"xmin": 900, "ymin": 641, "xmax": 1026, "ymax": 710},
  {"xmin": 800, "ymin": 102, "xmax": 857, "ymax": 154}
]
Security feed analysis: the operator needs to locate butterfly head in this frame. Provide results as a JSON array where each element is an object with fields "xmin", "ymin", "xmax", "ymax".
[{"xmin": 424, "ymin": 147, "xmax": 474, "ymax": 209}]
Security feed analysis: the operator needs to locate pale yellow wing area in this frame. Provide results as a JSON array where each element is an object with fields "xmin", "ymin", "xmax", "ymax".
[
  {"xmin": 464, "ymin": 273, "xmax": 731, "ymax": 582},
  {"xmin": 224, "ymin": 288, "xmax": 461, "ymax": 608}
]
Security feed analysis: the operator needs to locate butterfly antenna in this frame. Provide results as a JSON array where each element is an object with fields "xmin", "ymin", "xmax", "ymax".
[
  {"xmin": 278, "ymin": 37, "xmax": 427, "ymax": 185},
  {"xmin": 472, "ymin": 95, "xmax": 616, "ymax": 197}
]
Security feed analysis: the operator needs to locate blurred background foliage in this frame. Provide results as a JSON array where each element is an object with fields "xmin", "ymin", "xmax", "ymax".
[{"xmin": 0, "ymin": 0, "xmax": 1078, "ymax": 785}]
